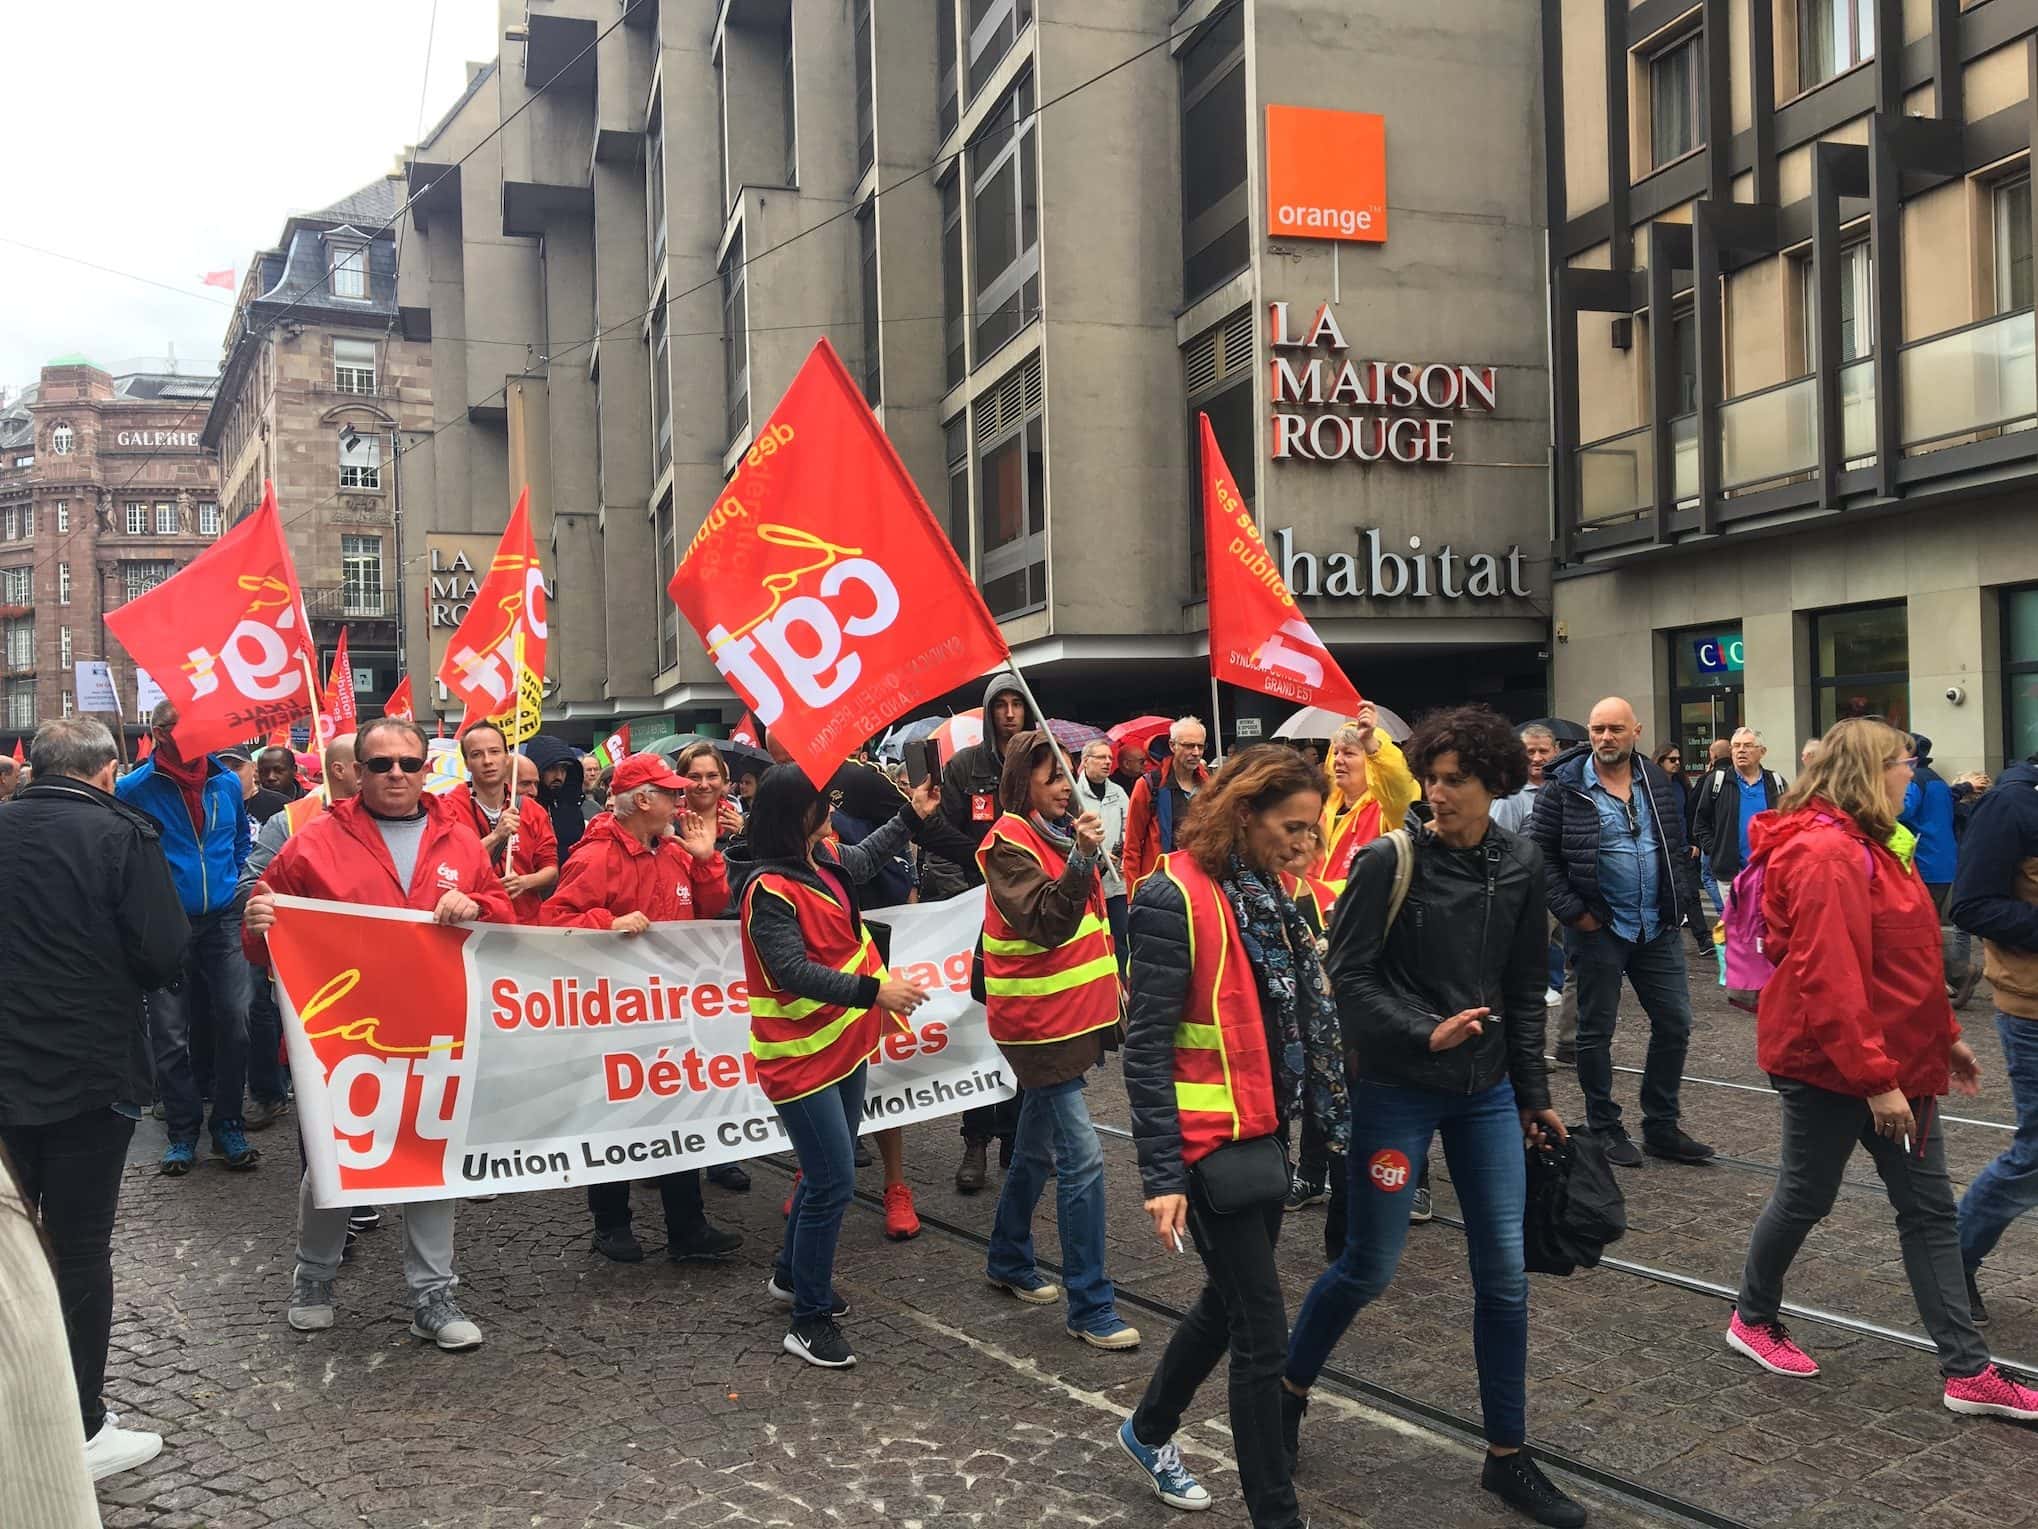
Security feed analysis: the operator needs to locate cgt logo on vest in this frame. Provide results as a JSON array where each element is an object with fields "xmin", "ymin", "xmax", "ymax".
[{"xmin": 1367, "ymin": 1148, "xmax": 1412, "ymax": 1193}]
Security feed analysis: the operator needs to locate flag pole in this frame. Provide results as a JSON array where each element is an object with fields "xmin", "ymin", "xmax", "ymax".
[
  {"xmin": 1001, "ymin": 664, "xmax": 1075, "ymax": 789},
  {"xmin": 300, "ymin": 652, "xmax": 330, "ymax": 807},
  {"xmin": 1208, "ymin": 672, "xmax": 1224, "ymax": 764},
  {"xmin": 502, "ymin": 628, "xmax": 528, "ymax": 873}
]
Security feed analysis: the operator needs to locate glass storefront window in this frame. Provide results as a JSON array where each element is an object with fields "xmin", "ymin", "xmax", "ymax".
[
  {"xmin": 2005, "ymin": 586, "xmax": 2038, "ymax": 760},
  {"xmin": 1812, "ymin": 601, "xmax": 1908, "ymax": 731},
  {"xmin": 1668, "ymin": 624, "xmax": 1744, "ymax": 778}
]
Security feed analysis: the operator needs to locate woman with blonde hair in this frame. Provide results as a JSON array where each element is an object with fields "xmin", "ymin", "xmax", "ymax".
[
  {"xmin": 1313, "ymin": 703, "xmax": 1419, "ymax": 885},
  {"xmin": 1723, "ymin": 718, "xmax": 2036, "ymax": 1421}
]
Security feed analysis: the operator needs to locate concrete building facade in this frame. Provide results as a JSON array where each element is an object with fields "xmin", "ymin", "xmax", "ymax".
[
  {"xmin": 203, "ymin": 174, "xmax": 437, "ymax": 720},
  {"xmin": 0, "ymin": 364, "xmax": 221, "ymax": 747},
  {"xmin": 400, "ymin": 0, "xmax": 1552, "ymax": 739},
  {"xmin": 1547, "ymin": 0, "xmax": 2038, "ymax": 779}
]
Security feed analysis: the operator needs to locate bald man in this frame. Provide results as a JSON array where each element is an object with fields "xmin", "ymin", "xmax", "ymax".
[{"xmin": 1529, "ymin": 697, "xmax": 1713, "ymax": 1168}]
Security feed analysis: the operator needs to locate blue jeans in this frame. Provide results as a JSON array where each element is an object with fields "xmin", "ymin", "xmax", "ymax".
[
  {"xmin": 1287, "ymin": 1080, "xmax": 1529, "ymax": 1447},
  {"xmin": 1960, "ymin": 1013, "xmax": 2038, "ymax": 1270},
  {"xmin": 985, "ymin": 1075, "xmax": 1118, "ymax": 1333},
  {"xmin": 1568, "ymin": 923, "xmax": 1694, "ymax": 1137},
  {"xmin": 772, "ymin": 1064, "xmax": 867, "ymax": 1321},
  {"xmin": 246, "ymin": 975, "xmax": 288, "ymax": 1106},
  {"xmin": 150, "ymin": 907, "xmax": 251, "ymax": 1142}
]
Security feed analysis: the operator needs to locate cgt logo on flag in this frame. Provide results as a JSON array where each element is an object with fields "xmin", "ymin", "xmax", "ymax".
[
  {"xmin": 438, "ymin": 488, "xmax": 549, "ymax": 729},
  {"xmin": 183, "ymin": 574, "xmax": 304, "ymax": 703}
]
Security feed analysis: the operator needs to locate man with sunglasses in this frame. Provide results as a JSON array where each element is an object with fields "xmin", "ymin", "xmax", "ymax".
[
  {"xmin": 1530, "ymin": 697, "xmax": 1713, "ymax": 1170},
  {"xmin": 243, "ymin": 717, "xmax": 513, "ymax": 1352}
]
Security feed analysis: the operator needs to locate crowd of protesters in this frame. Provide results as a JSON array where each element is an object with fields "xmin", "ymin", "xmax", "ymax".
[{"xmin": 5, "ymin": 682, "xmax": 2038, "ymax": 1529}]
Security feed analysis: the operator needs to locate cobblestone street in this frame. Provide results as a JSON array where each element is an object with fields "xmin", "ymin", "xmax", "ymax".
[{"xmin": 94, "ymin": 972, "xmax": 2038, "ymax": 1529}]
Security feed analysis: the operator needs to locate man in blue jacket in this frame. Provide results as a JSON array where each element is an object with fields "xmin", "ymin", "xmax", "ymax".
[{"xmin": 116, "ymin": 700, "xmax": 259, "ymax": 1175}]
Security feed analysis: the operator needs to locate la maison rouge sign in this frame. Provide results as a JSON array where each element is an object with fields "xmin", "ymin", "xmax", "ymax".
[{"xmin": 1268, "ymin": 302, "xmax": 1496, "ymax": 465}]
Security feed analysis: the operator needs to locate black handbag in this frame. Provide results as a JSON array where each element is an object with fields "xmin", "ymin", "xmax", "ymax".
[{"xmin": 1190, "ymin": 1135, "xmax": 1290, "ymax": 1215}]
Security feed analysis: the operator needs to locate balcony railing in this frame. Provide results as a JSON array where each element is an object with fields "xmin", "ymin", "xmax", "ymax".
[
  {"xmin": 1900, "ymin": 308, "xmax": 2036, "ymax": 450},
  {"xmin": 1575, "ymin": 424, "xmax": 1650, "ymax": 526},
  {"xmin": 302, "ymin": 584, "xmax": 390, "ymax": 621}
]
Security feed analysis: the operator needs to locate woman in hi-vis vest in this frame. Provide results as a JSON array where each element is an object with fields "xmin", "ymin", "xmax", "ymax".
[
  {"xmin": 736, "ymin": 763, "xmax": 940, "ymax": 1371},
  {"xmin": 975, "ymin": 729, "xmax": 1138, "ymax": 1351},
  {"xmin": 1117, "ymin": 746, "xmax": 1345, "ymax": 1529},
  {"xmin": 1313, "ymin": 703, "xmax": 1420, "ymax": 887}
]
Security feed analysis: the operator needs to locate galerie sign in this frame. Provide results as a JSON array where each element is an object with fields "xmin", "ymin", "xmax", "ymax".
[
  {"xmin": 266, "ymin": 890, "xmax": 1013, "ymax": 1207},
  {"xmin": 1268, "ymin": 302, "xmax": 1497, "ymax": 465},
  {"xmin": 112, "ymin": 430, "xmax": 202, "ymax": 449}
]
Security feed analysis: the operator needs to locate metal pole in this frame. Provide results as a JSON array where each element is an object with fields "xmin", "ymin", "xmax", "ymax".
[
  {"xmin": 1000, "ymin": 663, "xmax": 1074, "ymax": 786},
  {"xmin": 1208, "ymin": 673, "xmax": 1224, "ymax": 762}
]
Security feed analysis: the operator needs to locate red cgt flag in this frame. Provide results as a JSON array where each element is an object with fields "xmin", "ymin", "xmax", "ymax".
[
  {"xmin": 1201, "ymin": 413, "xmax": 1362, "ymax": 715},
  {"xmin": 730, "ymin": 710, "xmax": 760, "ymax": 749},
  {"xmin": 105, "ymin": 482, "xmax": 319, "ymax": 759},
  {"xmin": 9, "ymin": 739, "xmax": 21, "ymax": 763},
  {"xmin": 135, "ymin": 733, "xmax": 153, "ymax": 762},
  {"xmin": 382, "ymin": 675, "xmax": 415, "ymax": 722},
  {"xmin": 435, "ymin": 488, "xmax": 547, "ymax": 737},
  {"xmin": 668, "ymin": 339, "xmax": 1009, "ymax": 786},
  {"xmin": 318, "ymin": 628, "xmax": 359, "ymax": 745}
]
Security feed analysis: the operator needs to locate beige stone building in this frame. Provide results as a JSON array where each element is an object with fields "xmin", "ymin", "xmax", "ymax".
[
  {"xmin": 1548, "ymin": 0, "xmax": 2038, "ymax": 777},
  {"xmin": 203, "ymin": 175, "xmax": 437, "ymax": 718},
  {"xmin": 396, "ymin": 0, "xmax": 1554, "ymax": 739}
]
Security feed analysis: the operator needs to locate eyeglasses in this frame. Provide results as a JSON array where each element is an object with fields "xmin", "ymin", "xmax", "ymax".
[
  {"xmin": 362, "ymin": 755, "xmax": 426, "ymax": 775},
  {"xmin": 1621, "ymin": 796, "xmax": 1640, "ymax": 837}
]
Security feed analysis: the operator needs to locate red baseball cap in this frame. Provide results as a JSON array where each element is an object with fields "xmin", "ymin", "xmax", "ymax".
[{"xmin": 610, "ymin": 752, "xmax": 687, "ymax": 796}]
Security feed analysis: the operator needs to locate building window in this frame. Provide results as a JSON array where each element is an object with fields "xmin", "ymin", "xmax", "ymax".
[
  {"xmin": 334, "ymin": 338, "xmax": 378, "ymax": 394},
  {"xmin": 341, "ymin": 535, "xmax": 383, "ymax": 616},
  {"xmin": 858, "ymin": 200, "xmax": 881, "ymax": 405},
  {"xmin": 122, "ymin": 561, "xmax": 173, "ymax": 602},
  {"xmin": 966, "ymin": 0, "xmax": 1033, "ymax": 102},
  {"xmin": 21, "ymin": 504, "xmax": 33, "ymax": 538},
  {"xmin": 13, "ymin": 456, "xmax": 31, "ymax": 469},
  {"xmin": 1668, "ymin": 625, "xmax": 1746, "ymax": 773},
  {"xmin": 1, "ymin": 509, "xmax": 13, "ymax": 541},
  {"xmin": 1648, "ymin": 30, "xmax": 1705, "ymax": 170},
  {"xmin": 654, "ymin": 490, "xmax": 678, "ymax": 672},
  {"xmin": 974, "ymin": 355, "xmax": 1046, "ymax": 621},
  {"xmin": 941, "ymin": 174, "xmax": 966, "ymax": 386},
  {"xmin": 1798, "ymin": 0, "xmax": 1873, "ymax": 92},
  {"xmin": 3, "ymin": 680, "xmax": 31, "ymax": 730},
  {"xmin": 1670, "ymin": 303, "xmax": 1699, "ymax": 414},
  {"xmin": 197, "ymin": 502, "xmax": 221, "ymax": 537},
  {"xmin": 1797, "ymin": 240, "xmax": 1875, "ymax": 368},
  {"xmin": 54, "ymin": 501, "xmax": 67, "ymax": 533},
  {"xmin": 646, "ymin": 95, "xmax": 667, "ymax": 274},
  {"xmin": 59, "ymin": 626, "xmax": 71, "ymax": 670},
  {"xmin": 1179, "ymin": 4, "xmax": 1248, "ymax": 302},
  {"xmin": 782, "ymin": 19, "xmax": 799, "ymax": 186},
  {"xmin": 1, "ymin": 567, "xmax": 28, "ymax": 604},
  {"xmin": 969, "ymin": 72, "xmax": 1040, "ymax": 361},
  {"xmin": 4, "ymin": 618, "xmax": 34, "ymax": 670},
  {"xmin": 50, "ymin": 423, "xmax": 72, "ymax": 455},
  {"xmin": 716, "ymin": 55, "xmax": 730, "ymax": 216},
  {"xmin": 1811, "ymin": 601, "xmax": 1909, "ymax": 732},
  {"xmin": 945, "ymin": 417, "xmax": 971, "ymax": 564},
  {"xmin": 854, "ymin": 0, "xmax": 874, "ymax": 179},
  {"xmin": 154, "ymin": 503, "xmax": 177, "ymax": 536},
  {"xmin": 1184, "ymin": 307, "xmax": 1256, "ymax": 596},
  {"xmin": 937, "ymin": 0, "xmax": 959, "ymax": 138},
  {"xmin": 1995, "ymin": 175, "xmax": 2032, "ymax": 316},
  {"xmin": 60, "ymin": 689, "xmax": 72, "ymax": 719},
  {"xmin": 57, "ymin": 561, "xmax": 69, "ymax": 605},
  {"xmin": 721, "ymin": 231, "xmax": 750, "ymax": 444},
  {"xmin": 124, "ymin": 502, "xmax": 146, "ymax": 536},
  {"xmin": 339, "ymin": 431, "xmax": 382, "ymax": 489},
  {"xmin": 2006, "ymin": 586, "xmax": 2038, "ymax": 759},
  {"xmin": 331, "ymin": 241, "xmax": 367, "ymax": 299},
  {"xmin": 651, "ymin": 301, "xmax": 673, "ymax": 475}
]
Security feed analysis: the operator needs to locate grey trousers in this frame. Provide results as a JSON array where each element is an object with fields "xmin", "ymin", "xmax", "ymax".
[
  {"xmin": 296, "ymin": 1170, "xmax": 457, "ymax": 1303},
  {"xmin": 1736, "ymin": 1078, "xmax": 1988, "ymax": 1377}
]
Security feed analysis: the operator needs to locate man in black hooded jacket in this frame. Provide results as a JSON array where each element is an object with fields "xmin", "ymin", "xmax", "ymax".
[{"xmin": 524, "ymin": 734, "xmax": 587, "ymax": 859}]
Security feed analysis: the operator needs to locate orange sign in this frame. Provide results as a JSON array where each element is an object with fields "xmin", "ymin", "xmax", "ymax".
[{"xmin": 1265, "ymin": 105, "xmax": 1387, "ymax": 245}]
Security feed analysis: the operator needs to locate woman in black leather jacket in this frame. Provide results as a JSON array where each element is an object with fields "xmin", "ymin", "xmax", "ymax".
[{"xmin": 1283, "ymin": 706, "xmax": 1584, "ymax": 1529}]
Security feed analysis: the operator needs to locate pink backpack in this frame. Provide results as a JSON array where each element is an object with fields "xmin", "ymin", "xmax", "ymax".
[{"xmin": 1723, "ymin": 815, "xmax": 1872, "ymax": 1012}]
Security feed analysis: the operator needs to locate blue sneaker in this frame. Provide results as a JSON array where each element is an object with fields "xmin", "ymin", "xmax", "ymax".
[
  {"xmin": 987, "ymin": 1270, "xmax": 1062, "ymax": 1305},
  {"xmin": 210, "ymin": 1124, "xmax": 260, "ymax": 1171},
  {"xmin": 1069, "ymin": 1316, "xmax": 1141, "ymax": 1351},
  {"xmin": 1116, "ymin": 1417, "xmax": 1211, "ymax": 1511},
  {"xmin": 158, "ymin": 1141, "xmax": 196, "ymax": 1177}
]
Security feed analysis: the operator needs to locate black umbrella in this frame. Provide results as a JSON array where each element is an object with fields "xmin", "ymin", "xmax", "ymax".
[
  {"xmin": 1522, "ymin": 716, "xmax": 1588, "ymax": 744},
  {"xmin": 645, "ymin": 732, "xmax": 774, "ymax": 777}
]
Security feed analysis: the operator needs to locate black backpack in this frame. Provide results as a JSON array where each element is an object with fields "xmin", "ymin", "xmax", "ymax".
[{"xmin": 1522, "ymin": 1127, "xmax": 1628, "ymax": 1276}]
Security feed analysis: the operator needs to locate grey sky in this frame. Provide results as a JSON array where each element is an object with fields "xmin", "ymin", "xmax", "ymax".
[{"xmin": 0, "ymin": 1, "xmax": 502, "ymax": 387}]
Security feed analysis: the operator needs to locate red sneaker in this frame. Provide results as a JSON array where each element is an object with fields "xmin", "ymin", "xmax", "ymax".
[
  {"xmin": 1726, "ymin": 1311, "xmax": 1820, "ymax": 1377},
  {"xmin": 1944, "ymin": 1364, "xmax": 2038, "ymax": 1421},
  {"xmin": 781, "ymin": 1171, "xmax": 801, "ymax": 1219},
  {"xmin": 883, "ymin": 1182, "xmax": 922, "ymax": 1241}
]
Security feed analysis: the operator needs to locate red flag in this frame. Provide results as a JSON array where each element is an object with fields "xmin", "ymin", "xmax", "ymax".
[
  {"xmin": 135, "ymin": 732, "xmax": 154, "ymax": 762},
  {"xmin": 668, "ymin": 339, "xmax": 1009, "ymax": 786},
  {"xmin": 265, "ymin": 725, "xmax": 292, "ymax": 750},
  {"xmin": 201, "ymin": 269, "xmax": 236, "ymax": 291},
  {"xmin": 435, "ymin": 488, "xmax": 546, "ymax": 740},
  {"xmin": 595, "ymin": 724, "xmax": 631, "ymax": 767},
  {"xmin": 383, "ymin": 675, "xmax": 415, "ymax": 721},
  {"xmin": 104, "ymin": 481, "xmax": 318, "ymax": 759},
  {"xmin": 318, "ymin": 629, "xmax": 358, "ymax": 745},
  {"xmin": 1201, "ymin": 414, "xmax": 1362, "ymax": 715},
  {"xmin": 730, "ymin": 711, "xmax": 760, "ymax": 749},
  {"xmin": 9, "ymin": 739, "xmax": 21, "ymax": 763}
]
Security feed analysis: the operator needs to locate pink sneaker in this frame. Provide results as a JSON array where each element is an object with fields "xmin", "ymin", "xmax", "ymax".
[
  {"xmin": 1944, "ymin": 1365, "xmax": 2038, "ymax": 1421},
  {"xmin": 1726, "ymin": 1311, "xmax": 1821, "ymax": 1377}
]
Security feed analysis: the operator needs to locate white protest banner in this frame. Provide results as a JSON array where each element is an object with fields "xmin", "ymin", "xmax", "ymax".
[
  {"xmin": 266, "ymin": 891, "xmax": 1010, "ymax": 1208},
  {"xmin": 74, "ymin": 660, "xmax": 118, "ymax": 713},
  {"xmin": 134, "ymin": 667, "xmax": 167, "ymax": 715}
]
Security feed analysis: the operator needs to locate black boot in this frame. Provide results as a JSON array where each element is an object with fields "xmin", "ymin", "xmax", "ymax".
[
  {"xmin": 955, "ymin": 1139, "xmax": 988, "ymax": 1193},
  {"xmin": 1481, "ymin": 1449, "xmax": 1586, "ymax": 1528}
]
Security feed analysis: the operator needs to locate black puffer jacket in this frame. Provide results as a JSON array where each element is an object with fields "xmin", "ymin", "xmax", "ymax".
[
  {"xmin": 1529, "ymin": 745, "xmax": 1707, "ymax": 937},
  {"xmin": 1326, "ymin": 824, "xmax": 1550, "ymax": 1109},
  {"xmin": 919, "ymin": 671, "xmax": 1036, "ymax": 899},
  {"xmin": 1122, "ymin": 868, "xmax": 1284, "ymax": 1200}
]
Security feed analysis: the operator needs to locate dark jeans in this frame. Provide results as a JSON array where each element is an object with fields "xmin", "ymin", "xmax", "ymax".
[
  {"xmin": 1961, "ymin": 1014, "xmax": 2038, "ymax": 1271},
  {"xmin": 1568, "ymin": 923, "xmax": 1693, "ymax": 1137},
  {"xmin": 151, "ymin": 907, "xmax": 252, "ymax": 1140},
  {"xmin": 1288, "ymin": 1080, "xmax": 1529, "ymax": 1447},
  {"xmin": 0, "ymin": 1109, "xmax": 136, "ymax": 1437},
  {"xmin": 587, "ymin": 1170, "xmax": 705, "ymax": 1239},
  {"xmin": 245, "ymin": 974, "xmax": 288, "ymax": 1106},
  {"xmin": 773, "ymin": 1064, "xmax": 868, "ymax": 1321},
  {"xmin": 1740, "ymin": 1077, "xmax": 1987, "ymax": 1376},
  {"xmin": 1131, "ymin": 1185, "xmax": 1300, "ymax": 1529},
  {"xmin": 1106, "ymin": 893, "xmax": 1129, "ymax": 979},
  {"xmin": 959, "ymin": 1092, "xmax": 1021, "ymax": 1145}
]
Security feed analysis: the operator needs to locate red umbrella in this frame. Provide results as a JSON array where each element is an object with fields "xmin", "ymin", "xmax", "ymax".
[{"xmin": 1109, "ymin": 715, "xmax": 1172, "ymax": 755}]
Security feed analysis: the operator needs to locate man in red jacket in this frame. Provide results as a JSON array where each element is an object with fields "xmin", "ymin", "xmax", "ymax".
[
  {"xmin": 446, "ymin": 721, "xmax": 558, "ymax": 923},
  {"xmin": 542, "ymin": 752, "xmax": 744, "ymax": 1264},
  {"xmin": 1123, "ymin": 718, "xmax": 1210, "ymax": 889},
  {"xmin": 244, "ymin": 716, "xmax": 513, "ymax": 1353}
]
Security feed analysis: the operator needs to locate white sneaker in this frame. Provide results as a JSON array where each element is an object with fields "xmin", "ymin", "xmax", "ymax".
[
  {"xmin": 1544, "ymin": 987, "xmax": 1563, "ymax": 1006},
  {"xmin": 83, "ymin": 1421, "xmax": 163, "ymax": 1481}
]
